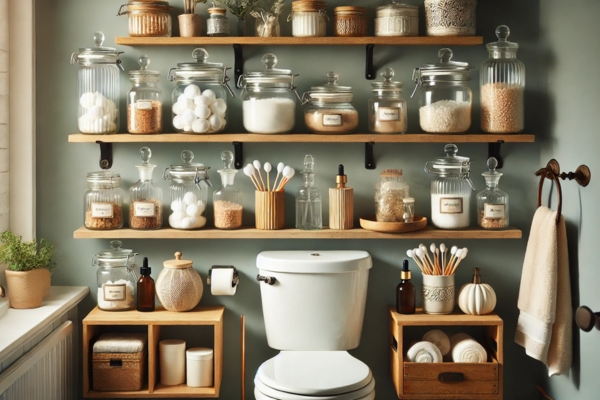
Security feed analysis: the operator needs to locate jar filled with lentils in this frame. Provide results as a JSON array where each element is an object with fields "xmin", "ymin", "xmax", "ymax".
[
  {"xmin": 127, "ymin": 55, "xmax": 162, "ymax": 134},
  {"xmin": 334, "ymin": 6, "xmax": 367, "ymax": 37},
  {"xmin": 84, "ymin": 171, "xmax": 124, "ymax": 230},
  {"xmin": 117, "ymin": 0, "xmax": 173, "ymax": 37}
]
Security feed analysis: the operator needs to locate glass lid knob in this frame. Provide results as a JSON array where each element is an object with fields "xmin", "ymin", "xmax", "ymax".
[
  {"xmin": 325, "ymin": 71, "xmax": 339, "ymax": 86},
  {"xmin": 438, "ymin": 48, "xmax": 453, "ymax": 64},
  {"xmin": 181, "ymin": 150, "xmax": 195, "ymax": 165},
  {"xmin": 495, "ymin": 25, "xmax": 510, "ymax": 41},
  {"xmin": 192, "ymin": 48, "xmax": 209, "ymax": 63},
  {"xmin": 381, "ymin": 67, "xmax": 394, "ymax": 83},
  {"xmin": 444, "ymin": 143, "xmax": 458, "ymax": 157},
  {"xmin": 110, "ymin": 240, "xmax": 123, "ymax": 250},
  {"xmin": 221, "ymin": 150, "xmax": 234, "ymax": 169},
  {"xmin": 304, "ymin": 154, "xmax": 315, "ymax": 172},
  {"xmin": 487, "ymin": 157, "xmax": 498, "ymax": 172},
  {"xmin": 138, "ymin": 55, "xmax": 150, "ymax": 70},
  {"xmin": 140, "ymin": 147, "xmax": 152, "ymax": 165},
  {"xmin": 93, "ymin": 31, "xmax": 105, "ymax": 48},
  {"xmin": 262, "ymin": 53, "xmax": 277, "ymax": 70}
]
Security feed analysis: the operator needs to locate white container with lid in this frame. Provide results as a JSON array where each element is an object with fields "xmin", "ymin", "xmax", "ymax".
[
  {"xmin": 159, "ymin": 339, "xmax": 186, "ymax": 385},
  {"xmin": 186, "ymin": 347, "xmax": 214, "ymax": 387},
  {"xmin": 375, "ymin": 2, "xmax": 419, "ymax": 37}
]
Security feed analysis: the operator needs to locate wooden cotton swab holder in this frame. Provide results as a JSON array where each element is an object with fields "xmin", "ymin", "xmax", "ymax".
[
  {"xmin": 255, "ymin": 191, "xmax": 285, "ymax": 230},
  {"xmin": 329, "ymin": 165, "xmax": 354, "ymax": 230}
]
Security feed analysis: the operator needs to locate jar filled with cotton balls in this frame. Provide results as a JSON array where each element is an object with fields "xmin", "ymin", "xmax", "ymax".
[
  {"xmin": 70, "ymin": 31, "xmax": 123, "ymax": 134},
  {"xmin": 168, "ymin": 48, "xmax": 234, "ymax": 134},
  {"xmin": 163, "ymin": 150, "xmax": 211, "ymax": 230}
]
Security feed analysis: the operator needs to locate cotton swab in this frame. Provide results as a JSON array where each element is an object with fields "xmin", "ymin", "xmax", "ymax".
[
  {"xmin": 272, "ymin": 162, "xmax": 284, "ymax": 191},
  {"xmin": 450, "ymin": 248, "xmax": 468, "ymax": 275},
  {"xmin": 243, "ymin": 164, "xmax": 260, "ymax": 190},
  {"xmin": 415, "ymin": 248, "xmax": 433, "ymax": 275},
  {"xmin": 420, "ymin": 244, "xmax": 435, "ymax": 274},
  {"xmin": 440, "ymin": 243, "xmax": 447, "ymax": 272},
  {"xmin": 264, "ymin": 162, "xmax": 272, "ymax": 192},
  {"xmin": 447, "ymin": 245, "xmax": 458, "ymax": 273},
  {"xmin": 406, "ymin": 249, "xmax": 425, "ymax": 274},
  {"xmin": 277, "ymin": 166, "xmax": 295, "ymax": 191},
  {"xmin": 253, "ymin": 160, "xmax": 265, "ymax": 191}
]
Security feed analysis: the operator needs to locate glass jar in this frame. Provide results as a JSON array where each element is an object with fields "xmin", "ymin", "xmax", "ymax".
[
  {"xmin": 480, "ymin": 25, "xmax": 525, "ymax": 133},
  {"xmin": 403, "ymin": 197, "xmax": 415, "ymax": 222},
  {"xmin": 477, "ymin": 157, "xmax": 509, "ymax": 229},
  {"xmin": 84, "ymin": 171, "xmax": 124, "ymax": 230},
  {"xmin": 239, "ymin": 53, "xmax": 301, "ymax": 134},
  {"xmin": 70, "ymin": 31, "xmax": 124, "ymax": 134},
  {"xmin": 424, "ymin": 144, "xmax": 475, "ymax": 229},
  {"xmin": 206, "ymin": 6, "xmax": 230, "ymax": 36},
  {"xmin": 288, "ymin": 0, "xmax": 327, "ymax": 37},
  {"xmin": 163, "ymin": 150, "xmax": 211, "ymax": 230},
  {"xmin": 92, "ymin": 240, "xmax": 138, "ymax": 311},
  {"xmin": 296, "ymin": 155, "xmax": 322, "ymax": 230},
  {"xmin": 375, "ymin": 169, "xmax": 409, "ymax": 222},
  {"xmin": 213, "ymin": 150, "xmax": 243, "ymax": 230},
  {"xmin": 117, "ymin": 0, "xmax": 173, "ymax": 37},
  {"xmin": 252, "ymin": 6, "xmax": 281, "ymax": 37},
  {"xmin": 375, "ymin": 2, "xmax": 419, "ymax": 37},
  {"xmin": 129, "ymin": 147, "xmax": 163, "ymax": 230},
  {"xmin": 168, "ymin": 48, "xmax": 234, "ymax": 134},
  {"xmin": 334, "ymin": 6, "xmax": 367, "ymax": 37},
  {"xmin": 369, "ymin": 67, "xmax": 407, "ymax": 134},
  {"xmin": 302, "ymin": 71, "xmax": 358, "ymax": 134},
  {"xmin": 424, "ymin": 0, "xmax": 476, "ymax": 36},
  {"xmin": 412, "ymin": 48, "xmax": 473, "ymax": 133},
  {"xmin": 127, "ymin": 55, "xmax": 162, "ymax": 134}
]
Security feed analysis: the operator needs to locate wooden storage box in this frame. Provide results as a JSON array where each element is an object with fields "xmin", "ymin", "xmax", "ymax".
[
  {"xmin": 92, "ymin": 333, "xmax": 147, "ymax": 392},
  {"xmin": 389, "ymin": 308, "xmax": 503, "ymax": 399}
]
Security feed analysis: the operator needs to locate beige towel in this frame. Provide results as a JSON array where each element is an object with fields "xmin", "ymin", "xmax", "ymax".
[
  {"xmin": 515, "ymin": 206, "xmax": 572, "ymax": 376},
  {"xmin": 450, "ymin": 333, "xmax": 487, "ymax": 363},
  {"xmin": 422, "ymin": 329, "xmax": 451, "ymax": 356},
  {"xmin": 406, "ymin": 341, "xmax": 443, "ymax": 363}
]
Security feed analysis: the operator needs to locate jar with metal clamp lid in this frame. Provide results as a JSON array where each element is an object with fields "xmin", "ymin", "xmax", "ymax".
[
  {"xmin": 477, "ymin": 157, "xmax": 509, "ymax": 229},
  {"xmin": 369, "ymin": 67, "xmax": 407, "ymax": 134},
  {"xmin": 168, "ymin": 48, "xmax": 234, "ymax": 134},
  {"xmin": 424, "ymin": 144, "xmax": 475, "ymax": 229},
  {"xmin": 84, "ymin": 171, "xmax": 124, "ymax": 230},
  {"xmin": 411, "ymin": 48, "xmax": 473, "ymax": 133},
  {"xmin": 207, "ymin": 5, "xmax": 230, "ymax": 36},
  {"xmin": 70, "ymin": 31, "xmax": 124, "ymax": 134},
  {"xmin": 92, "ymin": 240, "xmax": 138, "ymax": 311},
  {"xmin": 127, "ymin": 55, "xmax": 162, "ymax": 134},
  {"xmin": 117, "ymin": 0, "xmax": 173, "ymax": 37},
  {"xmin": 288, "ymin": 0, "xmax": 328, "ymax": 37},
  {"xmin": 163, "ymin": 150, "xmax": 211, "ymax": 230}
]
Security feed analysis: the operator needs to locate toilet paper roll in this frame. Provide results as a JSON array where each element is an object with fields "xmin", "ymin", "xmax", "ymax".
[{"xmin": 210, "ymin": 268, "xmax": 238, "ymax": 296}]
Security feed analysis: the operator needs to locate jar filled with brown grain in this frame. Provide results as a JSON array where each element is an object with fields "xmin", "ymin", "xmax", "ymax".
[
  {"xmin": 129, "ymin": 147, "xmax": 163, "ymax": 230},
  {"xmin": 118, "ymin": 0, "xmax": 173, "ymax": 37},
  {"xmin": 84, "ymin": 171, "xmax": 124, "ymax": 230},
  {"xmin": 213, "ymin": 150, "xmax": 243, "ymax": 229},
  {"xmin": 368, "ymin": 67, "xmax": 407, "ymax": 134},
  {"xmin": 127, "ymin": 55, "xmax": 163, "ymax": 134},
  {"xmin": 375, "ymin": 169, "xmax": 409, "ymax": 222},
  {"xmin": 334, "ymin": 6, "xmax": 367, "ymax": 37}
]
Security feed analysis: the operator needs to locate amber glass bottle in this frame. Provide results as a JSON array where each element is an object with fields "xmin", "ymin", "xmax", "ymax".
[
  {"xmin": 396, "ymin": 259, "xmax": 415, "ymax": 314},
  {"xmin": 137, "ymin": 257, "xmax": 155, "ymax": 312}
]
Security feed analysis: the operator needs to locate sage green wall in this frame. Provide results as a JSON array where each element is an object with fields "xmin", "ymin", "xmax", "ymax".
[{"xmin": 33, "ymin": 0, "xmax": 598, "ymax": 398}]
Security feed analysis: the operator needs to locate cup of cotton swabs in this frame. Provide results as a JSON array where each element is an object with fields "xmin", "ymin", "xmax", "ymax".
[
  {"xmin": 244, "ymin": 160, "xmax": 295, "ymax": 230},
  {"xmin": 406, "ymin": 243, "xmax": 468, "ymax": 315}
]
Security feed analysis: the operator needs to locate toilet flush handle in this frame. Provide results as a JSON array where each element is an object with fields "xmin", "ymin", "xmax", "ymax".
[{"xmin": 256, "ymin": 274, "xmax": 277, "ymax": 285}]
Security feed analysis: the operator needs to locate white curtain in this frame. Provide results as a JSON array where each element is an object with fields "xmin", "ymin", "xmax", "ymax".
[{"xmin": 0, "ymin": 0, "xmax": 8, "ymax": 233}]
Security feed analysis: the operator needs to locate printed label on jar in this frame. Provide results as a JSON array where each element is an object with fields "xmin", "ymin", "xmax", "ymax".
[
  {"xmin": 378, "ymin": 107, "xmax": 400, "ymax": 121},
  {"xmin": 484, "ymin": 203, "xmax": 505, "ymax": 219},
  {"xmin": 439, "ymin": 197, "xmax": 463, "ymax": 214},
  {"xmin": 134, "ymin": 201, "xmax": 156, "ymax": 217},
  {"xmin": 91, "ymin": 202, "xmax": 114, "ymax": 218},
  {"xmin": 136, "ymin": 101, "xmax": 152, "ymax": 110},
  {"xmin": 103, "ymin": 284, "xmax": 126, "ymax": 301},
  {"xmin": 322, "ymin": 114, "xmax": 342, "ymax": 126}
]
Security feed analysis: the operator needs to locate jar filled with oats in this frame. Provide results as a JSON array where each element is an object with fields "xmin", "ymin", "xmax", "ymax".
[
  {"xmin": 84, "ymin": 171, "xmax": 124, "ymax": 230},
  {"xmin": 127, "ymin": 55, "xmax": 162, "ymax": 134},
  {"xmin": 375, "ymin": 169, "xmax": 409, "ymax": 222},
  {"xmin": 477, "ymin": 157, "xmax": 509, "ymax": 230},
  {"xmin": 213, "ymin": 150, "xmax": 243, "ymax": 230}
]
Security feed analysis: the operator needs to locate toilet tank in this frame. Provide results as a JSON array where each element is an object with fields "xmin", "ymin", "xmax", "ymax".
[{"xmin": 256, "ymin": 251, "xmax": 372, "ymax": 351}]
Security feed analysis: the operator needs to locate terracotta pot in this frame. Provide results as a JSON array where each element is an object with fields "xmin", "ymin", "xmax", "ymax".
[{"xmin": 5, "ymin": 268, "xmax": 51, "ymax": 309}]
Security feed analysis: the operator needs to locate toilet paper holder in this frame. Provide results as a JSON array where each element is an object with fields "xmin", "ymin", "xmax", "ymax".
[{"xmin": 207, "ymin": 265, "xmax": 240, "ymax": 288}]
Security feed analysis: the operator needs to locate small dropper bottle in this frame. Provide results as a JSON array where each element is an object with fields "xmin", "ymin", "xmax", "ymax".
[
  {"xmin": 329, "ymin": 164, "xmax": 354, "ymax": 229},
  {"xmin": 137, "ymin": 257, "xmax": 155, "ymax": 312},
  {"xmin": 396, "ymin": 259, "xmax": 416, "ymax": 314}
]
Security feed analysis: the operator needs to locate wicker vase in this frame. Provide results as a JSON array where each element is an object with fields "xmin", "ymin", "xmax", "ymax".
[
  {"xmin": 156, "ymin": 252, "xmax": 203, "ymax": 312},
  {"xmin": 5, "ymin": 268, "xmax": 51, "ymax": 309}
]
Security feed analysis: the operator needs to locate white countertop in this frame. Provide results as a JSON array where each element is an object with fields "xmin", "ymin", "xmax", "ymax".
[{"xmin": 0, "ymin": 286, "xmax": 89, "ymax": 361}]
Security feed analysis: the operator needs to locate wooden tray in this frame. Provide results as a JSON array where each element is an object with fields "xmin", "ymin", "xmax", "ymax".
[{"xmin": 359, "ymin": 216, "xmax": 427, "ymax": 233}]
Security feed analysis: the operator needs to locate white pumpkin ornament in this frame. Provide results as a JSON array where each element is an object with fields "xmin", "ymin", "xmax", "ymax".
[{"xmin": 458, "ymin": 268, "xmax": 497, "ymax": 315}]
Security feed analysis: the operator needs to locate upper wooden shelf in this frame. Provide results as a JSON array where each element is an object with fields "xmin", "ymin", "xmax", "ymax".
[{"xmin": 83, "ymin": 306, "xmax": 225, "ymax": 326}]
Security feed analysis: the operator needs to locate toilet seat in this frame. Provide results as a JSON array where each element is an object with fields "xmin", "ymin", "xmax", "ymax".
[{"xmin": 255, "ymin": 377, "xmax": 375, "ymax": 400}]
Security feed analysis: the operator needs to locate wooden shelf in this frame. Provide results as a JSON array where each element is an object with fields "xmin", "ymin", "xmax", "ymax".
[{"xmin": 74, "ymin": 226, "xmax": 522, "ymax": 240}]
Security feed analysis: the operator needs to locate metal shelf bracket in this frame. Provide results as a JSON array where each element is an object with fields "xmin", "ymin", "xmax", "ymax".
[
  {"xmin": 488, "ymin": 140, "xmax": 504, "ymax": 169},
  {"xmin": 365, "ymin": 44, "xmax": 375, "ymax": 80},
  {"xmin": 233, "ymin": 44, "xmax": 243, "ymax": 88},
  {"xmin": 233, "ymin": 141, "xmax": 243, "ymax": 169},
  {"xmin": 365, "ymin": 142, "xmax": 376, "ymax": 169},
  {"xmin": 96, "ymin": 141, "xmax": 113, "ymax": 170}
]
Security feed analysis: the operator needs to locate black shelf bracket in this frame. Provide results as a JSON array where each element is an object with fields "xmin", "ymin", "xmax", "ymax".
[
  {"xmin": 488, "ymin": 140, "xmax": 505, "ymax": 169},
  {"xmin": 233, "ymin": 141, "xmax": 243, "ymax": 169},
  {"xmin": 365, "ymin": 142, "xmax": 376, "ymax": 169},
  {"xmin": 233, "ymin": 44, "xmax": 243, "ymax": 89},
  {"xmin": 365, "ymin": 44, "xmax": 375, "ymax": 80},
  {"xmin": 96, "ymin": 141, "xmax": 113, "ymax": 170}
]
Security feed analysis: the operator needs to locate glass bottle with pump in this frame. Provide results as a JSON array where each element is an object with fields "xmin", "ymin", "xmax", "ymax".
[
  {"xmin": 296, "ymin": 155, "xmax": 322, "ymax": 230},
  {"xmin": 396, "ymin": 259, "xmax": 415, "ymax": 314},
  {"xmin": 213, "ymin": 150, "xmax": 243, "ymax": 229},
  {"xmin": 477, "ymin": 157, "xmax": 509, "ymax": 229},
  {"xmin": 129, "ymin": 147, "xmax": 162, "ymax": 230},
  {"xmin": 137, "ymin": 257, "xmax": 155, "ymax": 312}
]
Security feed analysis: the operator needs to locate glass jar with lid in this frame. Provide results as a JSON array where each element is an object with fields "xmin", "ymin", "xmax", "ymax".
[
  {"xmin": 84, "ymin": 171, "xmax": 124, "ymax": 230},
  {"xmin": 206, "ymin": 6, "xmax": 230, "ymax": 36},
  {"xmin": 369, "ymin": 67, "xmax": 407, "ymax": 134},
  {"xmin": 117, "ymin": 0, "xmax": 173, "ymax": 37},
  {"xmin": 302, "ymin": 71, "xmax": 358, "ymax": 134},
  {"xmin": 168, "ymin": 48, "xmax": 234, "ymax": 134},
  {"xmin": 70, "ymin": 31, "xmax": 124, "ymax": 134},
  {"xmin": 477, "ymin": 157, "xmax": 509, "ymax": 229},
  {"xmin": 480, "ymin": 25, "xmax": 525, "ymax": 133},
  {"xmin": 375, "ymin": 169, "xmax": 409, "ymax": 222},
  {"xmin": 375, "ymin": 2, "xmax": 419, "ymax": 37},
  {"xmin": 411, "ymin": 48, "xmax": 473, "ymax": 133},
  {"xmin": 424, "ymin": 144, "xmax": 475, "ymax": 229},
  {"xmin": 163, "ymin": 150, "xmax": 211, "ymax": 230},
  {"xmin": 127, "ymin": 55, "xmax": 162, "ymax": 134},
  {"xmin": 129, "ymin": 147, "xmax": 162, "ymax": 230},
  {"xmin": 92, "ymin": 240, "xmax": 138, "ymax": 311},
  {"xmin": 296, "ymin": 155, "xmax": 322, "ymax": 230},
  {"xmin": 239, "ymin": 53, "xmax": 301, "ymax": 134},
  {"xmin": 213, "ymin": 150, "xmax": 243, "ymax": 230},
  {"xmin": 288, "ymin": 0, "xmax": 328, "ymax": 37},
  {"xmin": 333, "ymin": 6, "xmax": 367, "ymax": 37}
]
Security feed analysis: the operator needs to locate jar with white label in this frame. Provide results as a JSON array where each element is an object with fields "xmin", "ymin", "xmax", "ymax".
[
  {"xmin": 127, "ymin": 55, "xmax": 162, "ymax": 134},
  {"xmin": 129, "ymin": 147, "xmax": 162, "ymax": 230},
  {"xmin": 477, "ymin": 157, "xmax": 509, "ymax": 229},
  {"xmin": 84, "ymin": 171, "xmax": 124, "ymax": 230},
  {"xmin": 369, "ymin": 67, "xmax": 407, "ymax": 134},
  {"xmin": 424, "ymin": 144, "xmax": 475, "ymax": 229},
  {"xmin": 92, "ymin": 240, "xmax": 138, "ymax": 311}
]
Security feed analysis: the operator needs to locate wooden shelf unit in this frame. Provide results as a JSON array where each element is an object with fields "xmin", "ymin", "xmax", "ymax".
[{"xmin": 82, "ymin": 306, "xmax": 224, "ymax": 398}]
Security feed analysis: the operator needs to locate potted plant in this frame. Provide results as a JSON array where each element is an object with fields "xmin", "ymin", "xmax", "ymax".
[{"xmin": 0, "ymin": 230, "xmax": 56, "ymax": 309}]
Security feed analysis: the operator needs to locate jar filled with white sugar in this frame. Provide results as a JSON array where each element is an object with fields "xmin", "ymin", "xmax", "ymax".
[
  {"xmin": 92, "ymin": 240, "xmax": 138, "ymax": 311},
  {"xmin": 424, "ymin": 144, "xmax": 475, "ymax": 229},
  {"xmin": 412, "ymin": 48, "xmax": 473, "ymax": 133},
  {"xmin": 289, "ymin": 0, "xmax": 328, "ymax": 37},
  {"xmin": 239, "ymin": 53, "xmax": 301, "ymax": 134}
]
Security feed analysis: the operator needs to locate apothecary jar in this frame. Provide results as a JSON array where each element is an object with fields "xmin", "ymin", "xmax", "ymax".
[
  {"xmin": 368, "ymin": 67, "xmax": 407, "ymax": 134},
  {"xmin": 84, "ymin": 171, "xmax": 124, "ymax": 230},
  {"xmin": 92, "ymin": 240, "xmax": 138, "ymax": 311},
  {"xmin": 127, "ymin": 55, "xmax": 162, "ymax": 134}
]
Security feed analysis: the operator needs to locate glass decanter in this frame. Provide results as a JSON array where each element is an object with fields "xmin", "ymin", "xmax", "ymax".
[
  {"xmin": 129, "ymin": 147, "xmax": 162, "ymax": 230},
  {"xmin": 213, "ymin": 150, "xmax": 243, "ymax": 230},
  {"xmin": 477, "ymin": 157, "xmax": 509, "ymax": 230},
  {"xmin": 295, "ymin": 154, "xmax": 322, "ymax": 230}
]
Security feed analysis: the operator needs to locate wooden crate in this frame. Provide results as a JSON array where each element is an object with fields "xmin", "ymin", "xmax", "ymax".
[{"xmin": 389, "ymin": 308, "xmax": 503, "ymax": 400}]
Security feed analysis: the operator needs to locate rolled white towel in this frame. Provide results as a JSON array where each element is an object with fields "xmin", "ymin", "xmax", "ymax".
[
  {"xmin": 450, "ymin": 333, "xmax": 487, "ymax": 363},
  {"xmin": 406, "ymin": 341, "xmax": 443, "ymax": 363},
  {"xmin": 422, "ymin": 329, "xmax": 451, "ymax": 356}
]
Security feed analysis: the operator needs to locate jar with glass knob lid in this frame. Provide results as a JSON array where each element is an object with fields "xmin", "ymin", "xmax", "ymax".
[
  {"xmin": 213, "ymin": 150, "xmax": 243, "ymax": 230},
  {"xmin": 129, "ymin": 147, "xmax": 162, "ymax": 230},
  {"xmin": 477, "ymin": 157, "xmax": 509, "ymax": 229},
  {"xmin": 168, "ymin": 48, "xmax": 234, "ymax": 134},
  {"xmin": 127, "ymin": 55, "xmax": 162, "ymax": 134},
  {"xmin": 70, "ymin": 31, "xmax": 123, "ymax": 134},
  {"xmin": 92, "ymin": 240, "xmax": 138, "ymax": 311},
  {"xmin": 480, "ymin": 25, "xmax": 525, "ymax": 133},
  {"xmin": 368, "ymin": 67, "xmax": 407, "ymax": 134},
  {"xmin": 84, "ymin": 171, "xmax": 124, "ymax": 230}
]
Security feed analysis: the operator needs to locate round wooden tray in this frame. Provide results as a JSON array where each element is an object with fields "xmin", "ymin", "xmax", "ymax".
[{"xmin": 359, "ymin": 215, "xmax": 428, "ymax": 233}]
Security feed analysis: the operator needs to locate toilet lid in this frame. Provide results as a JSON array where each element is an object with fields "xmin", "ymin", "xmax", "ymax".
[{"xmin": 256, "ymin": 351, "xmax": 372, "ymax": 396}]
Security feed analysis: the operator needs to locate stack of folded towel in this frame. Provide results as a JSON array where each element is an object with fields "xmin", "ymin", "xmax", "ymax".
[{"xmin": 406, "ymin": 329, "xmax": 487, "ymax": 363}]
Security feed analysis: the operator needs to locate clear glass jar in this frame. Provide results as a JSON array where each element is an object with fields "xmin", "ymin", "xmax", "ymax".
[
  {"xmin": 213, "ymin": 150, "xmax": 243, "ymax": 230},
  {"xmin": 477, "ymin": 157, "xmax": 509, "ymax": 229},
  {"xmin": 252, "ymin": 6, "xmax": 281, "ymax": 37},
  {"xmin": 412, "ymin": 48, "xmax": 473, "ymax": 133},
  {"xmin": 375, "ymin": 2, "xmax": 419, "ymax": 37},
  {"xmin": 424, "ymin": 0, "xmax": 476, "ymax": 36},
  {"xmin": 239, "ymin": 53, "xmax": 301, "ymax": 134},
  {"xmin": 480, "ymin": 25, "xmax": 525, "ymax": 133},
  {"xmin": 117, "ymin": 1, "xmax": 173, "ymax": 37},
  {"xmin": 296, "ymin": 155, "xmax": 322, "ymax": 230},
  {"xmin": 288, "ymin": 0, "xmax": 327, "ymax": 37},
  {"xmin": 369, "ymin": 67, "xmax": 407, "ymax": 134},
  {"xmin": 333, "ymin": 6, "xmax": 367, "ymax": 37},
  {"xmin": 302, "ymin": 71, "xmax": 358, "ymax": 134},
  {"xmin": 127, "ymin": 55, "xmax": 162, "ymax": 134},
  {"xmin": 206, "ymin": 6, "xmax": 230, "ymax": 36},
  {"xmin": 70, "ymin": 32, "xmax": 124, "ymax": 134},
  {"xmin": 424, "ymin": 144, "xmax": 475, "ymax": 229},
  {"xmin": 403, "ymin": 197, "xmax": 415, "ymax": 222},
  {"xmin": 129, "ymin": 147, "xmax": 162, "ymax": 230},
  {"xmin": 84, "ymin": 171, "xmax": 124, "ymax": 230},
  {"xmin": 163, "ymin": 150, "xmax": 211, "ymax": 230},
  {"xmin": 375, "ymin": 169, "xmax": 409, "ymax": 222},
  {"xmin": 168, "ymin": 48, "xmax": 234, "ymax": 134},
  {"xmin": 92, "ymin": 240, "xmax": 138, "ymax": 311}
]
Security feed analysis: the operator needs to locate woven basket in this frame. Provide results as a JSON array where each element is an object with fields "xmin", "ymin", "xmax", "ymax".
[{"xmin": 156, "ymin": 252, "xmax": 204, "ymax": 311}]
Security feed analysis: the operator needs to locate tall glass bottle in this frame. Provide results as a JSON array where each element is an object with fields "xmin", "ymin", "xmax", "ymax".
[
  {"xmin": 129, "ymin": 147, "xmax": 162, "ymax": 230},
  {"xmin": 396, "ymin": 259, "xmax": 415, "ymax": 314},
  {"xmin": 296, "ymin": 154, "xmax": 322, "ymax": 230},
  {"xmin": 477, "ymin": 157, "xmax": 509, "ymax": 229},
  {"xmin": 213, "ymin": 150, "xmax": 243, "ymax": 229},
  {"xmin": 137, "ymin": 257, "xmax": 155, "ymax": 312}
]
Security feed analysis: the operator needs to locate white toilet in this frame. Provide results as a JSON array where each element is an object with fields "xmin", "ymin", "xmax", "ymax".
[{"xmin": 255, "ymin": 251, "xmax": 375, "ymax": 400}]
